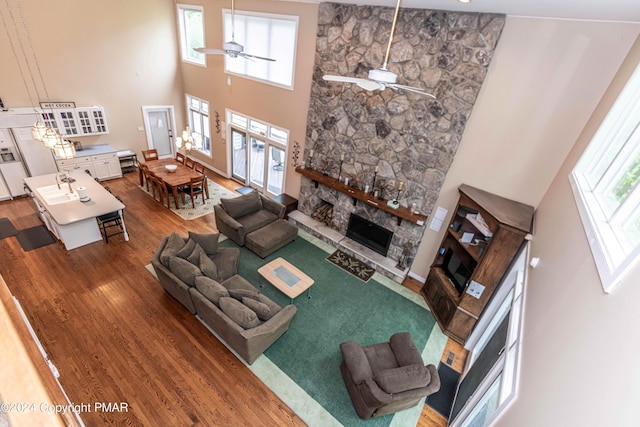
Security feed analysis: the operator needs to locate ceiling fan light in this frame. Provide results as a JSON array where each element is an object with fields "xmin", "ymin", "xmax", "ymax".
[{"xmin": 368, "ymin": 68, "xmax": 397, "ymax": 84}]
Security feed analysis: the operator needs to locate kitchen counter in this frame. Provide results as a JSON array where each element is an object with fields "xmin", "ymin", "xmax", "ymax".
[
  {"xmin": 24, "ymin": 170, "xmax": 128, "ymax": 249},
  {"xmin": 54, "ymin": 143, "xmax": 116, "ymax": 159}
]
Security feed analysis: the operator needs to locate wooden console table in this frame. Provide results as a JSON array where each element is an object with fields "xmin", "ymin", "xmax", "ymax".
[{"xmin": 295, "ymin": 166, "xmax": 427, "ymax": 226}]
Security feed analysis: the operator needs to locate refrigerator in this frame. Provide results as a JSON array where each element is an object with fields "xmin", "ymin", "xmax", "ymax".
[{"xmin": 0, "ymin": 126, "xmax": 58, "ymax": 199}]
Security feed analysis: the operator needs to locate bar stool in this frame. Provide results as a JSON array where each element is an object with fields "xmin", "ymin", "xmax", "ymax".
[{"xmin": 96, "ymin": 196, "xmax": 125, "ymax": 243}]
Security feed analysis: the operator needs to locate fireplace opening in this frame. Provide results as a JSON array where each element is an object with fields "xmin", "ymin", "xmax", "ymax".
[{"xmin": 346, "ymin": 214, "xmax": 393, "ymax": 257}]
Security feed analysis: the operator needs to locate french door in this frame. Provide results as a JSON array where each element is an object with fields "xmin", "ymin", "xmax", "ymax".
[
  {"xmin": 142, "ymin": 106, "xmax": 176, "ymax": 159},
  {"xmin": 228, "ymin": 111, "xmax": 286, "ymax": 197}
]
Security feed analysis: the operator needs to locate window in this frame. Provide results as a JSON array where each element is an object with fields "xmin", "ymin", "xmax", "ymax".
[
  {"xmin": 450, "ymin": 247, "xmax": 528, "ymax": 427},
  {"xmin": 177, "ymin": 4, "xmax": 205, "ymax": 66},
  {"xmin": 223, "ymin": 10, "xmax": 298, "ymax": 89},
  {"xmin": 570, "ymin": 62, "xmax": 640, "ymax": 293},
  {"xmin": 186, "ymin": 95, "xmax": 210, "ymax": 154}
]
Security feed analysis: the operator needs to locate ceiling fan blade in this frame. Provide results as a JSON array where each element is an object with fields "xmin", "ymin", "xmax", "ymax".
[
  {"xmin": 389, "ymin": 83, "xmax": 436, "ymax": 98},
  {"xmin": 323, "ymin": 75, "xmax": 384, "ymax": 92},
  {"xmin": 240, "ymin": 52, "xmax": 276, "ymax": 62},
  {"xmin": 194, "ymin": 47, "xmax": 225, "ymax": 55}
]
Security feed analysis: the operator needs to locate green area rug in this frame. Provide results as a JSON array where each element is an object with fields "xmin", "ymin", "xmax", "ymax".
[
  {"xmin": 139, "ymin": 179, "xmax": 236, "ymax": 220},
  {"xmin": 219, "ymin": 232, "xmax": 446, "ymax": 427}
]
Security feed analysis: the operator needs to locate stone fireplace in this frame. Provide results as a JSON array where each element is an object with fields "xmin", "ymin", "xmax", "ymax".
[{"xmin": 297, "ymin": 4, "xmax": 505, "ymax": 279}]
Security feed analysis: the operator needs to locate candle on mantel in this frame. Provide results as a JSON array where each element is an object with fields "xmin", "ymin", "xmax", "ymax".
[
  {"xmin": 398, "ymin": 181, "xmax": 404, "ymax": 190},
  {"xmin": 309, "ymin": 150, "xmax": 314, "ymax": 158}
]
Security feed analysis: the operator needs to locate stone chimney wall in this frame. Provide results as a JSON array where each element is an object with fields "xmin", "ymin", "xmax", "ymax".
[{"xmin": 300, "ymin": 3, "xmax": 505, "ymax": 263}]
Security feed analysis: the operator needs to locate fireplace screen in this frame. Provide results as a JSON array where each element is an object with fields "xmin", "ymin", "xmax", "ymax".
[{"xmin": 346, "ymin": 214, "xmax": 393, "ymax": 257}]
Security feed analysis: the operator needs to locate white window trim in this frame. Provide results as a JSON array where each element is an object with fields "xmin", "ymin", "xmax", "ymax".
[
  {"xmin": 569, "ymin": 172, "xmax": 640, "ymax": 293},
  {"xmin": 221, "ymin": 9, "xmax": 298, "ymax": 90},
  {"xmin": 177, "ymin": 4, "xmax": 206, "ymax": 67},
  {"xmin": 568, "ymin": 62, "xmax": 640, "ymax": 293},
  {"xmin": 185, "ymin": 94, "xmax": 210, "ymax": 155}
]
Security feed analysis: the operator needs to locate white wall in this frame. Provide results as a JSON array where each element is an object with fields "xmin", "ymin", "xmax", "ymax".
[
  {"xmin": 410, "ymin": 17, "xmax": 640, "ymax": 280},
  {"xmin": 495, "ymin": 35, "xmax": 640, "ymax": 427}
]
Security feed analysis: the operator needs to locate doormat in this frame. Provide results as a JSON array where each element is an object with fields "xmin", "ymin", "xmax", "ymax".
[
  {"xmin": 0, "ymin": 217, "xmax": 18, "ymax": 239},
  {"xmin": 16, "ymin": 225, "xmax": 57, "ymax": 251},
  {"xmin": 236, "ymin": 186, "xmax": 255, "ymax": 195},
  {"xmin": 326, "ymin": 249, "xmax": 375, "ymax": 282},
  {"xmin": 426, "ymin": 362, "xmax": 461, "ymax": 418}
]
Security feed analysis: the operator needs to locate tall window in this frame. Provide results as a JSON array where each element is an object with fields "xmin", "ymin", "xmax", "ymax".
[
  {"xmin": 570, "ymin": 62, "xmax": 640, "ymax": 293},
  {"xmin": 177, "ymin": 4, "xmax": 205, "ymax": 66},
  {"xmin": 223, "ymin": 10, "xmax": 298, "ymax": 89},
  {"xmin": 186, "ymin": 95, "xmax": 210, "ymax": 154}
]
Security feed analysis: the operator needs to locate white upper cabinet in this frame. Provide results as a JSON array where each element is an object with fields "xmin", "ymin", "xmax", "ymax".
[{"xmin": 38, "ymin": 106, "xmax": 109, "ymax": 137}]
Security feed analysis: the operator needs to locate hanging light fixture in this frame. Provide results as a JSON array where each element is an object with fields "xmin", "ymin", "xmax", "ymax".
[
  {"xmin": 52, "ymin": 139, "xmax": 76, "ymax": 160},
  {"xmin": 175, "ymin": 126, "xmax": 202, "ymax": 151},
  {"xmin": 1, "ymin": 0, "xmax": 67, "ymax": 149}
]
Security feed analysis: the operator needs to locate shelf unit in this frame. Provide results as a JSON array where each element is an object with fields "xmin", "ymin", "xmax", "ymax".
[
  {"xmin": 421, "ymin": 184, "xmax": 534, "ymax": 344},
  {"xmin": 295, "ymin": 166, "xmax": 427, "ymax": 226}
]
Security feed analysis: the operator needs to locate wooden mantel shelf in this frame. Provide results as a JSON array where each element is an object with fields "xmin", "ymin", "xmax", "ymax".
[{"xmin": 295, "ymin": 166, "xmax": 427, "ymax": 226}]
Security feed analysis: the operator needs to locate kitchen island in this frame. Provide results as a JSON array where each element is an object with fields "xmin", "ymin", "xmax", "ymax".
[{"xmin": 24, "ymin": 170, "xmax": 129, "ymax": 250}]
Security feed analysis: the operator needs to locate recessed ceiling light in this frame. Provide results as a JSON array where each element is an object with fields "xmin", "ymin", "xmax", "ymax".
[{"xmin": 458, "ymin": 0, "xmax": 472, "ymax": 3}]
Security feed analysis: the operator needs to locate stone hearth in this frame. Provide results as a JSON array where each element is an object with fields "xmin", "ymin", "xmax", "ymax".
[{"xmin": 289, "ymin": 210, "xmax": 408, "ymax": 283}]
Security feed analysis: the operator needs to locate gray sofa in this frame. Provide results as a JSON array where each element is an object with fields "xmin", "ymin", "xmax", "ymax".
[
  {"xmin": 340, "ymin": 332, "xmax": 441, "ymax": 419},
  {"xmin": 152, "ymin": 232, "xmax": 297, "ymax": 364},
  {"xmin": 214, "ymin": 190, "xmax": 298, "ymax": 258}
]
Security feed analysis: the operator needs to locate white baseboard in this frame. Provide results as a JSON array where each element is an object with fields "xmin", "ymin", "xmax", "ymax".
[{"xmin": 408, "ymin": 270, "xmax": 426, "ymax": 283}]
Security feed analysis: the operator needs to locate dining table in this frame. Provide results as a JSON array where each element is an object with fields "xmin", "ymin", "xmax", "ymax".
[{"xmin": 141, "ymin": 158, "xmax": 209, "ymax": 208}]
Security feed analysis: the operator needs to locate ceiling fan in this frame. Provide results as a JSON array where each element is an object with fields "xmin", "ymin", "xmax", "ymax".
[
  {"xmin": 194, "ymin": 0, "xmax": 275, "ymax": 62},
  {"xmin": 322, "ymin": 0, "xmax": 435, "ymax": 98}
]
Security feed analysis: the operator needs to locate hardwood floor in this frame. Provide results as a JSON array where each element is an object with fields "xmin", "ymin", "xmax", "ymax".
[{"xmin": 0, "ymin": 169, "xmax": 465, "ymax": 426}]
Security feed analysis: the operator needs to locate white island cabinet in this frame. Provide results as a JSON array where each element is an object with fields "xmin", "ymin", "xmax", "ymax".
[{"xmin": 24, "ymin": 170, "xmax": 128, "ymax": 250}]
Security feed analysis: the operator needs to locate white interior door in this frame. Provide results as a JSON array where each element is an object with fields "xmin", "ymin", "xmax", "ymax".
[{"xmin": 142, "ymin": 106, "xmax": 176, "ymax": 158}]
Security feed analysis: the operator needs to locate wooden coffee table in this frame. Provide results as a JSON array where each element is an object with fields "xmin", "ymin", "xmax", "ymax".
[{"xmin": 257, "ymin": 257, "xmax": 314, "ymax": 304}]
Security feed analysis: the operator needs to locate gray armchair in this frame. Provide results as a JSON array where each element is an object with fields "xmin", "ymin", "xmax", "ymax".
[{"xmin": 340, "ymin": 332, "xmax": 441, "ymax": 419}]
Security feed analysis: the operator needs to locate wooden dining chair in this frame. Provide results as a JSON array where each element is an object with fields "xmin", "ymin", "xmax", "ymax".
[
  {"xmin": 194, "ymin": 161, "xmax": 205, "ymax": 175},
  {"xmin": 139, "ymin": 163, "xmax": 151, "ymax": 191},
  {"xmin": 178, "ymin": 175, "xmax": 206, "ymax": 208},
  {"xmin": 142, "ymin": 149, "xmax": 159, "ymax": 162},
  {"xmin": 175, "ymin": 152, "xmax": 186, "ymax": 164},
  {"xmin": 155, "ymin": 176, "xmax": 171, "ymax": 208},
  {"xmin": 184, "ymin": 157, "xmax": 196, "ymax": 169}
]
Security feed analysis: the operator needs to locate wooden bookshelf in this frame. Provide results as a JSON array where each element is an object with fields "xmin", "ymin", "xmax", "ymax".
[{"xmin": 295, "ymin": 166, "xmax": 427, "ymax": 226}]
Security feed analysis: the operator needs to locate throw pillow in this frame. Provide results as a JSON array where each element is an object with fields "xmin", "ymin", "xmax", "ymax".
[
  {"xmin": 256, "ymin": 294, "xmax": 282, "ymax": 317},
  {"xmin": 176, "ymin": 239, "xmax": 196, "ymax": 259},
  {"xmin": 228, "ymin": 288, "xmax": 260, "ymax": 301},
  {"xmin": 219, "ymin": 297, "xmax": 262, "ymax": 329},
  {"xmin": 199, "ymin": 253, "xmax": 218, "ymax": 281},
  {"xmin": 168, "ymin": 256, "xmax": 202, "ymax": 286},
  {"xmin": 188, "ymin": 231, "xmax": 219, "ymax": 255},
  {"xmin": 160, "ymin": 232, "xmax": 186, "ymax": 267},
  {"xmin": 186, "ymin": 243, "xmax": 205, "ymax": 265},
  {"xmin": 195, "ymin": 275, "xmax": 228, "ymax": 305},
  {"xmin": 242, "ymin": 297, "xmax": 272, "ymax": 321},
  {"xmin": 221, "ymin": 191, "xmax": 262, "ymax": 218},
  {"xmin": 374, "ymin": 364, "xmax": 431, "ymax": 394}
]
